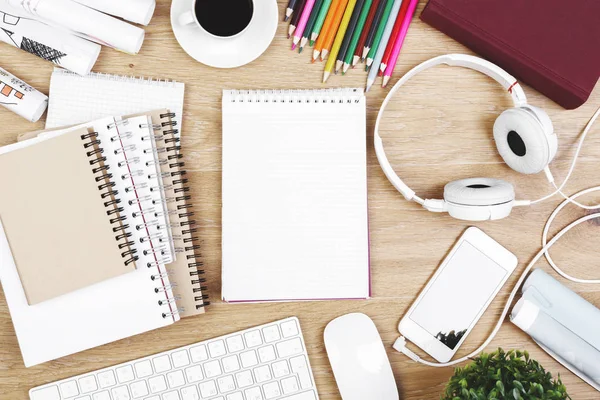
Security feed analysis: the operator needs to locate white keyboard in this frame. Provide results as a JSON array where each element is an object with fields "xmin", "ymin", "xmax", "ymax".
[{"xmin": 30, "ymin": 317, "xmax": 319, "ymax": 400}]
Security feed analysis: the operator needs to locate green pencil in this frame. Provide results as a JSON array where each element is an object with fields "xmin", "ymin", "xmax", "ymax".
[
  {"xmin": 309, "ymin": 0, "xmax": 333, "ymax": 46},
  {"xmin": 300, "ymin": 0, "xmax": 325, "ymax": 52},
  {"xmin": 363, "ymin": 0, "xmax": 394, "ymax": 60},
  {"xmin": 342, "ymin": 0, "xmax": 372, "ymax": 73}
]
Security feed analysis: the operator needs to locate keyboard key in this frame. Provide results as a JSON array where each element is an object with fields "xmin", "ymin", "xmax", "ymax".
[
  {"xmin": 153, "ymin": 355, "xmax": 172, "ymax": 373},
  {"xmin": 134, "ymin": 360, "xmax": 153, "ymax": 378},
  {"xmin": 92, "ymin": 391, "xmax": 111, "ymax": 400},
  {"xmin": 279, "ymin": 391, "xmax": 317, "ymax": 400},
  {"xmin": 111, "ymin": 386, "xmax": 131, "ymax": 400},
  {"xmin": 245, "ymin": 387, "xmax": 264, "ymax": 400},
  {"xmin": 167, "ymin": 370, "xmax": 186, "ymax": 388},
  {"xmin": 253, "ymin": 365, "xmax": 272, "ymax": 383},
  {"xmin": 184, "ymin": 365, "xmax": 204, "ymax": 383},
  {"xmin": 262, "ymin": 325, "xmax": 281, "ymax": 343},
  {"xmin": 189, "ymin": 345, "xmax": 208, "ymax": 363},
  {"xmin": 60, "ymin": 380, "xmax": 79, "ymax": 398},
  {"xmin": 116, "ymin": 365, "xmax": 135, "ymax": 383},
  {"xmin": 97, "ymin": 371, "xmax": 117, "ymax": 389},
  {"xmin": 281, "ymin": 377, "xmax": 299, "ymax": 394},
  {"xmin": 217, "ymin": 375, "xmax": 236, "ymax": 393},
  {"xmin": 208, "ymin": 340, "xmax": 227, "ymax": 358},
  {"xmin": 78, "ymin": 376, "xmax": 98, "ymax": 394},
  {"xmin": 227, "ymin": 392, "xmax": 244, "ymax": 400},
  {"xmin": 276, "ymin": 338, "xmax": 303, "ymax": 358},
  {"xmin": 181, "ymin": 385, "xmax": 200, "ymax": 400},
  {"xmin": 280, "ymin": 320, "xmax": 299, "ymax": 338},
  {"xmin": 271, "ymin": 360, "xmax": 290, "ymax": 378},
  {"xmin": 171, "ymin": 350, "xmax": 191, "ymax": 368},
  {"xmin": 199, "ymin": 380, "xmax": 218, "ymax": 398},
  {"xmin": 129, "ymin": 381, "xmax": 149, "ymax": 398},
  {"xmin": 239, "ymin": 350, "xmax": 258, "ymax": 368},
  {"xmin": 235, "ymin": 370, "xmax": 253, "ymax": 388},
  {"xmin": 30, "ymin": 386, "xmax": 60, "ymax": 400},
  {"xmin": 203, "ymin": 359, "xmax": 222, "ymax": 378},
  {"xmin": 263, "ymin": 382, "xmax": 281, "ymax": 399},
  {"xmin": 244, "ymin": 330, "xmax": 263, "ymax": 348},
  {"xmin": 163, "ymin": 390, "xmax": 181, "ymax": 400},
  {"xmin": 226, "ymin": 335, "xmax": 245, "ymax": 353},
  {"xmin": 148, "ymin": 375, "xmax": 167, "ymax": 393},
  {"xmin": 258, "ymin": 345, "xmax": 276, "ymax": 363},
  {"xmin": 289, "ymin": 356, "xmax": 312, "ymax": 389},
  {"xmin": 222, "ymin": 355, "xmax": 241, "ymax": 373}
]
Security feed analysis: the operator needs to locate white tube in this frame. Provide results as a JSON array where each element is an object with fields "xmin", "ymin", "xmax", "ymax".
[
  {"xmin": 0, "ymin": 67, "xmax": 48, "ymax": 122},
  {"xmin": 0, "ymin": 4, "xmax": 100, "ymax": 75},
  {"xmin": 8, "ymin": 0, "xmax": 145, "ymax": 54},
  {"xmin": 73, "ymin": 0, "xmax": 156, "ymax": 26}
]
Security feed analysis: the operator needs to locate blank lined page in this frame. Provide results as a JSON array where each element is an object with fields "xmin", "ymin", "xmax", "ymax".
[{"xmin": 222, "ymin": 89, "xmax": 370, "ymax": 302}]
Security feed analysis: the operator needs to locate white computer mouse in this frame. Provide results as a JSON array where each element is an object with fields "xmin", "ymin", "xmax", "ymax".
[{"xmin": 324, "ymin": 313, "xmax": 399, "ymax": 400}]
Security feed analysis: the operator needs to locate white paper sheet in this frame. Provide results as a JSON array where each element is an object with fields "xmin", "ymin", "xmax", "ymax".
[
  {"xmin": 0, "ymin": 3, "xmax": 100, "ymax": 75},
  {"xmin": 0, "ymin": 67, "xmax": 47, "ymax": 122},
  {"xmin": 74, "ymin": 0, "xmax": 156, "ymax": 26}
]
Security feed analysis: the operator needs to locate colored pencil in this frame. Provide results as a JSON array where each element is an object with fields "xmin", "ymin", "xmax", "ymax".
[
  {"xmin": 285, "ymin": 0, "xmax": 299, "ymax": 21},
  {"xmin": 312, "ymin": 0, "xmax": 342, "ymax": 61},
  {"xmin": 352, "ymin": 0, "xmax": 380, "ymax": 66},
  {"xmin": 289, "ymin": 0, "xmax": 308, "ymax": 38},
  {"xmin": 310, "ymin": 0, "xmax": 333, "ymax": 46},
  {"xmin": 360, "ymin": 0, "xmax": 386, "ymax": 61},
  {"xmin": 335, "ymin": 0, "xmax": 366, "ymax": 74},
  {"xmin": 382, "ymin": 0, "xmax": 418, "ymax": 87},
  {"xmin": 299, "ymin": 0, "xmax": 325, "ymax": 52},
  {"xmin": 292, "ymin": 0, "xmax": 316, "ymax": 50},
  {"xmin": 342, "ymin": 0, "xmax": 372, "ymax": 73},
  {"xmin": 362, "ymin": 0, "xmax": 393, "ymax": 60},
  {"xmin": 365, "ymin": 0, "xmax": 402, "ymax": 91},
  {"xmin": 365, "ymin": 0, "xmax": 398, "ymax": 69},
  {"xmin": 377, "ymin": 0, "xmax": 409, "ymax": 73},
  {"xmin": 319, "ymin": 0, "xmax": 349, "ymax": 61},
  {"xmin": 324, "ymin": 0, "xmax": 358, "ymax": 82}
]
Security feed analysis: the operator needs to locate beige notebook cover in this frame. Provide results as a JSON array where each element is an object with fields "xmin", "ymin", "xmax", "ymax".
[{"xmin": 0, "ymin": 128, "xmax": 134, "ymax": 305}]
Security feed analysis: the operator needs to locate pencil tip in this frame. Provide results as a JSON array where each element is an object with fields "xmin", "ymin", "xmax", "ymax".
[
  {"xmin": 291, "ymin": 44, "xmax": 297, "ymax": 50},
  {"xmin": 323, "ymin": 71, "xmax": 330, "ymax": 83},
  {"xmin": 382, "ymin": 76, "xmax": 390, "ymax": 87},
  {"xmin": 298, "ymin": 47, "xmax": 303, "ymax": 54},
  {"xmin": 309, "ymin": 40, "xmax": 315, "ymax": 46},
  {"xmin": 284, "ymin": 16, "xmax": 289, "ymax": 22},
  {"xmin": 352, "ymin": 55, "xmax": 359, "ymax": 66}
]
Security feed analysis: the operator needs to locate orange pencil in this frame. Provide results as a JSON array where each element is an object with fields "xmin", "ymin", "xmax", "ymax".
[
  {"xmin": 315, "ymin": 0, "xmax": 348, "ymax": 61},
  {"xmin": 312, "ymin": 0, "xmax": 342, "ymax": 61}
]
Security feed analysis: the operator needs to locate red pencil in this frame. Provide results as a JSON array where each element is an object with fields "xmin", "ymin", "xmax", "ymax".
[
  {"xmin": 378, "ymin": 0, "xmax": 409, "ymax": 75},
  {"xmin": 351, "ymin": 0, "xmax": 380, "ymax": 67}
]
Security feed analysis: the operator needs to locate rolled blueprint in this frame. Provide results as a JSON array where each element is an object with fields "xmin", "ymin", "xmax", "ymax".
[
  {"xmin": 73, "ymin": 0, "xmax": 156, "ymax": 26},
  {"xmin": 0, "ymin": 67, "xmax": 48, "ymax": 122},
  {"xmin": 511, "ymin": 269, "xmax": 600, "ymax": 389},
  {"xmin": 7, "ymin": 0, "xmax": 145, "ymax": 54},
  {"xmin": 0, "ymin": 3, "xmax": 100, "ymax": 75}
]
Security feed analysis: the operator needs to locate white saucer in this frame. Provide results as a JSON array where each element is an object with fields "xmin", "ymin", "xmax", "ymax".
[{"xmin": 171, "ymin": 0, "xmax": 278, "ymax": 68}]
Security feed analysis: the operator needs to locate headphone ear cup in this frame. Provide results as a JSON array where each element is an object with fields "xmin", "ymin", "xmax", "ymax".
[
  {"xmin": 493, "ymin": 108, "xmax": 553, "ymax": 174},
  {"xmin": 443, "ymin": 178, "xmax": 515, "ymax": 221}
]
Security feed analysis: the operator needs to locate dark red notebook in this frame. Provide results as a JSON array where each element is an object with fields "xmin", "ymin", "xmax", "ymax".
[{"xmin": 420, "ymin": 0, "xmax": 600, "ymax": 109}]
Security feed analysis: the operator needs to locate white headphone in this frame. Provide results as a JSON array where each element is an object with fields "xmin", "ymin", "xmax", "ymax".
[{"xmin": 374, "ymin": 54, "xmax": 558, "ymax": 221}]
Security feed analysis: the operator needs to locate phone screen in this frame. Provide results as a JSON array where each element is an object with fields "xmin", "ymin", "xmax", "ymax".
[{"xmin": 409, "ymin": 241, "xmax": 508, "ymax": 350}]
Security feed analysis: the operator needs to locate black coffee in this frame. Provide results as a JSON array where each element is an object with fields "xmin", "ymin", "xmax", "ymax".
[{"xmin": 195, "ymin": 0, "xmax": 254, "ymax": 37}]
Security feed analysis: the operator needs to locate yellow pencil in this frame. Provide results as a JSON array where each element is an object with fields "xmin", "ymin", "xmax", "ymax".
[{"xmin": 323, "ymin": 0, "xmax": 357, "ymax": 82}]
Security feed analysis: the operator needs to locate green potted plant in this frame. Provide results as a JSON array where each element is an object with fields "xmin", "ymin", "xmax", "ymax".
[{"xmin": 442, "ymin": 348, "xmax": 570, "ymax": 400}]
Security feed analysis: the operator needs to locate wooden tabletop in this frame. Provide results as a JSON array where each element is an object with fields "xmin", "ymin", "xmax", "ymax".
[{"xmin": 1, "ymin": 1, "xmax": 599, "ymax": 399}]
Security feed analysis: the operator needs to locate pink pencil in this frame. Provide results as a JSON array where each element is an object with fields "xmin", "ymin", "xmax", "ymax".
[
  {"xmin": 292, "ymin": 0, "xmax": 316, "ymax": 50},
  {"xmin": 381, "ymin": 0, "xmax": 418, "ymax": 87}
]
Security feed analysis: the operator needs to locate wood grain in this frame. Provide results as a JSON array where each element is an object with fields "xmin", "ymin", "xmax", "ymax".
[{"xmin": 1, "ymin": 1, "xmax": 599, "ymax": 399}]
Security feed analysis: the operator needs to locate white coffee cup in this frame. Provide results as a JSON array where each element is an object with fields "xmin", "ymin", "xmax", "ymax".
[{"xmin": 178, "ymin": 0, "xmax": 255, "ymax": 39}]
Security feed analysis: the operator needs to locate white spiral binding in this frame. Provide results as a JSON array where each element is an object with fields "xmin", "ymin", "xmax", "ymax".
[
  {"xmin": 55, "ymin": 69, "xmax": 182, "ymax": 88},
  {"xmin": 223, "ymin": 89, "xmax": 365, "ymax": 104}
]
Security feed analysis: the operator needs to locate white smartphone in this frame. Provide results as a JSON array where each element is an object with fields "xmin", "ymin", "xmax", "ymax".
[{"xmin": 398, "ymin": 227, "xmax": 517, "ymax": 363}]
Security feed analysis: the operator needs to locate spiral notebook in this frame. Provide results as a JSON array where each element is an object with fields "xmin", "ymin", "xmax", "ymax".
[
  {"xmin": 1, "ymin": 112, "xmax": 206, "ymax": 366},
  {"xmin": 222, "ymin": 89, "xmax": 370, "ymax": 302}
]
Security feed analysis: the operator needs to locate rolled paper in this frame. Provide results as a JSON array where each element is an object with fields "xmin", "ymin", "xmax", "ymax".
[
  {"xmin": 73, "ymin": 0, "xmax": 156, "ymax": 26},
  {"xmin": 0, "ymin": 3, "xmax": 100, "ymax": 75},
  {"xmin": 7, "ymin": 0, "xmax": 145, "ymax": 54},
  {"xmin": 0, "ymin": 67, "xmax": 48, "ymax": 122}
]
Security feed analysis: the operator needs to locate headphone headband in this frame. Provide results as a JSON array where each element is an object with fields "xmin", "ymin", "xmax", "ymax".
[{"xmin": 374, "ymin": 54, "xmax": 527, "ymax": 210}]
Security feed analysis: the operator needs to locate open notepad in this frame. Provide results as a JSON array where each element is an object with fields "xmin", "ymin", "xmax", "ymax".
[{"xmin": 222, "ymin": 89, "xmax": 370, "ymax": 302}]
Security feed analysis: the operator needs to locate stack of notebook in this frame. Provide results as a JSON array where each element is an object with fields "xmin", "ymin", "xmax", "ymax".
[{"xmin": 0, "ymin": 109, "xmax": 207, "ymax": 367}]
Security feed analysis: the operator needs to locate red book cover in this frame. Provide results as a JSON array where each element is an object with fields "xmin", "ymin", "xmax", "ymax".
[{"xmin": 420, "ymin": 0, "xmax": 600, "ymax": 109}]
